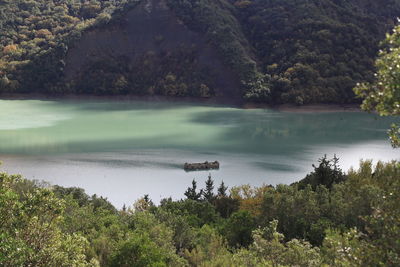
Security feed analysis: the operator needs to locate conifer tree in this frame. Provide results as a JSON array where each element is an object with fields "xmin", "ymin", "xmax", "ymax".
[
  {"xmin": 184, "ymin": 179, "xmax": 203, "ymax": 201},
  {"xmin": 217, "ymin": 181, "xmax": 228, "ymax": 198},
  {"xmin": 203, "ymin": 174, "xmax": 215, "ymax": 202}
]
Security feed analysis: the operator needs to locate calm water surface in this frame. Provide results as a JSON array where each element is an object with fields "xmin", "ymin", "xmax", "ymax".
[{"xmin": 0, "ymin": 99, "xmax": 398, "ymax": 207}]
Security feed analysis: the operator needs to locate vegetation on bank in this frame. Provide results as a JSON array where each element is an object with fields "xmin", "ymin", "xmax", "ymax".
[
  {"xmin": 1, "ymin": 157, "xmax": 399, "ymax": 266},
  {"xmin": 1, "ymin": 0, "xmax": 399, "ymax": 104}
]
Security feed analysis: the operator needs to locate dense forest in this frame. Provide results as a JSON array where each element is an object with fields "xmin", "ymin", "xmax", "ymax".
[
  {"xmin": 1, "ymin": 157, "xmax": 399, "ymax": 266},
  {"xmin": 0, "ymin": 0, "xmax": 399, "ymax": 104}
]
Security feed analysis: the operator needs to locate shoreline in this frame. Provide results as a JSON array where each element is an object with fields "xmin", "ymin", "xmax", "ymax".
[
  {"xmin": 246, "ymin": 103, "xmax": 361, "ymax": 113},
  {"xmin": 0, "ymin": 93, "xmax": 362, "ymax": 113}
]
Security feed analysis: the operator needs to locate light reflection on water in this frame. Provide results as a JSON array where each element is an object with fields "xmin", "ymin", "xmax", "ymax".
[{"xmin": 0, "ymin": 99, "xmax": 398, "ymax": 207}]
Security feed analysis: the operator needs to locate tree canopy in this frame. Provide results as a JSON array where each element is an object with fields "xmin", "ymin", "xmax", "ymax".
[
  {"xmin": 1, "ymin": 157, "xmax": 399, "ymax": 266},
  {"xmin": 355, "ymin": 23, "xmax": 400, "ymax": 147}
]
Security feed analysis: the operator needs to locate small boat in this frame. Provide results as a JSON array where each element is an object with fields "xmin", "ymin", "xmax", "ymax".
[{"xmin": 184, "ymin": 161, "xmax": 220, "ymax": 171}]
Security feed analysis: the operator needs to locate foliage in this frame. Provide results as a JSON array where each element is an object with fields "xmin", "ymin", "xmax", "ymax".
[
  {"xmin": 203, "ymin": 174, "xmax": 215, "ymax": 202},
  {"xmin": 184, "ymin": 179, "xmax": 203, "ymax": 201},
  {"xmin": 222, "ymin": 210, "xmax": 255, "ymax": 248},
  {"xmin": 1, "ymin": 158, "xmax": 399, "ymax": 266},
  {"xmin": 2, "ymin": 0, "xmax": 398, "ymax": 104},
  {"xmin": 0, "ymin": 0, "xmax": 139, "ymax": 94},
  {"xmin": 71, "ymin": 47, "xmax": 217, "ymax": 97},
  {"xmin": 245, "ymin": 220, "xmax": 322, "ymax": 267},
  {"xmin": 235, "ymin": 0, "xmax": 400, "ymax": 104},
  {"xmin": 183, "ymin": 225, "xmax": 231, "ymax": 266},
  {"xmin": 0, "ymin": 172, "xmax": 96, "ymax": 267},
  {"xmin": 355, "ymin": 24, "xmax": 400, "ymax": 147},
  {"xmin": 295, "ymin": 154, "xmax": 347, "ymax": 190}
]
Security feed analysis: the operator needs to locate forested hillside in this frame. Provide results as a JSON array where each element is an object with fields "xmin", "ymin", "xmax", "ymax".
[
  {"xmin": 0, "ymin": 0, "xmax": 399, "ymax": 104},
  {"xmin": 234, "ymin": 0, "xmax": 400, "ymax": 104},
  {"xmin": 1, "ymin": 158, "xmax": 399, "ymax": 266},
  {"xmin": 0, "ymin": 0, "xmax": 137, "ymax": 93}
]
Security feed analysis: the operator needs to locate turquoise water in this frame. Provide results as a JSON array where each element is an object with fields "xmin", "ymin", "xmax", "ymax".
[{"xmin": 0, "ymin": 99, "xmax": 398, "ymax": 207}]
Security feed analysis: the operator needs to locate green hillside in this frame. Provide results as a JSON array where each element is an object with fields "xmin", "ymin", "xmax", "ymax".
[{"xmin": 0, "ymin": 0, "xmax": 399, "ymax": 104}]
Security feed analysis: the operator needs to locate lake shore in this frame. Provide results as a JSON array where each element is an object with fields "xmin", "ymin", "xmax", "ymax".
[
  {"xmin": 0, "ymin": 93, "xmax": 362, "ymax": 113},
  {"xmin": 243, "ymin": 103, "xmax": 361, "ymax": 113}
]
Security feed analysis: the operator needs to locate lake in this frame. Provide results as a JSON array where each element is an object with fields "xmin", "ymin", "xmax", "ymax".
[{"xmin": 0, "ymin": 99, "xmax": 398, "ymax": 207}]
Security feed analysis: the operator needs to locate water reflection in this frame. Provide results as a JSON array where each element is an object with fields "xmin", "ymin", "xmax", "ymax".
[
  {"xmin": 0, "ymin": 100, "xmax": 396, "ymax": 155},
  {"xmin": 0, "ymin": 99, "xmax": 398, "ymax": 207}
]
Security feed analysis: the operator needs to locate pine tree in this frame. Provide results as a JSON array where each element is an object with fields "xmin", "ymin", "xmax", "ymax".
[
  {"xmin": 184, "ymin": 179, "xmax": 203, "ymax": 201},
  {"xmin": 217, "ymin": 181, "xmax": 228, "ymax": 197},
  {"xmin": 203, "ymin": 174, "xmax": 215, "ymax": 202}
]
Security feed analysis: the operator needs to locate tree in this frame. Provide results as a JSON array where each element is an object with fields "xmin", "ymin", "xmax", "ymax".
[
  {"xmin": 217, "ymin": 181, "xmax": 228, "ymax": 198},
  {"xmin": 159, "ymin": 198, "xmax": 220, "ymax": 227},
  {"xmin": 184, "ymin": 179, "xmax": 203, "ymax": 201},
  {"xmin": 213, "ymin": 197, "xmax": 239, "ymax": 219},
  {"xmin": 247, "ymin": 220, "xmax": 322, "ymax": 267},
  {"xmin": 214, "ymin": 181, "xmax": 240, "ymax": 218},
  {"xmin": 119, "ymin": 212, "xmax": 187, "ymax": 266},
  {"xmin": 153, "ymin": 209, "xmax": 195, "ymax": 252},
  {"xmin": 202, "ymin": 174, "xmax": 215, "ymax": 202},
  {"xmin": 109, "ymin": 234, "xmax": 169, "ymax": 267},
  {"xmin": 296, "ymin": 155, "xmax": 346, "ymax": 190},
  {"xmin": 183, "ymin": 225, "xmax": 231, "ymax": 266},
  {"xmin": 222, "ymin": 210, "xmax": 255, "ymax": 248},
  {"xmin": 0, "ymin": 173, "xmax": 96, "ymax": 267},
  {"xmin": 354, "ymin": 24, "xmax": 400, "ymax": 147},
  {"xmin": 134, "ymin": 195, "xmax": 154, "ymax": 212}
]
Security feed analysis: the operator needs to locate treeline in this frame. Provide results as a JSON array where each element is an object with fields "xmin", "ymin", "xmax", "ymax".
[
  {"xmin": 0, "ymin": 0, "xmax": 399, "ymax": 104},
  {"xmin": 1, "ymin": 156, "xmax": 399, "ymax": 266},
  {"xmin": 70, "ymin": 45, "xmax": 216, "ymax": 97}
]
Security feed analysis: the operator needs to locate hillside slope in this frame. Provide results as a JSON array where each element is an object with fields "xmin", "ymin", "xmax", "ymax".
[
  {"xmin": 0, "ymin": 0, "xmax": 399, "ymax": 104},
  {"xmin": 64, "ymin": 0, "xmax": 241, "ymax": 99},
  {"xmin": 234, "ymin": 0, "xmax": 400, "ymax": 104}
]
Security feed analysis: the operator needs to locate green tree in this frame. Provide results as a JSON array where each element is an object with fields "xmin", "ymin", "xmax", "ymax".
[
  {"xmin": 159, "ymin": 198, "xmax": 220, "ymax": 228},
  {"xmin": 223, "ymin": 210, "xmax": 255, "ymax": 248},
  {"xmin": 153, "ymin": 209, "xmax": 196, "ymax": 252},
  {"xmin": 109, "ymin": 233, "xmax": 169, "ymax": 267},
  {"xmin": 296, "ymin": 155, "xmax": 346, "ymax": 190},
  {"xmin": 185, "ymin": 179, "xmax": 203, "ymax": 201},
  {"xmin": 0, "ymin": 173, "xmax": 96, "ymax": 267},
  {"xmin": 203, "ymin": 174, "xmax": 215, "ymax": 202},
  {"xmin": 184, "ymin": 225, "xmax": 231, "ymax": 266},
  {"xmin": 217, "ymin": 181, "xmax": 228, "ymax": 197},
  {"xmin": 120, "ymin": 212, "xmax": 187, "ymax": 266},
  {"xmin": 213, "ymin": 197, "xmax": 239, "ymax": 219},
  {"xmin": 354, "ymin": 24, "xmax": 400, "ymax": 147},
  {"xmin": 248, "ymin": 220, "xmax": 321, "ymax": 267}
]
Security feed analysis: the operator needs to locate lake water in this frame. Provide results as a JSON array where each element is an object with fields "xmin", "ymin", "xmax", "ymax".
[{"xmin": 0, "ymin": 99, "xmax": 398, "ymax": 207}]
